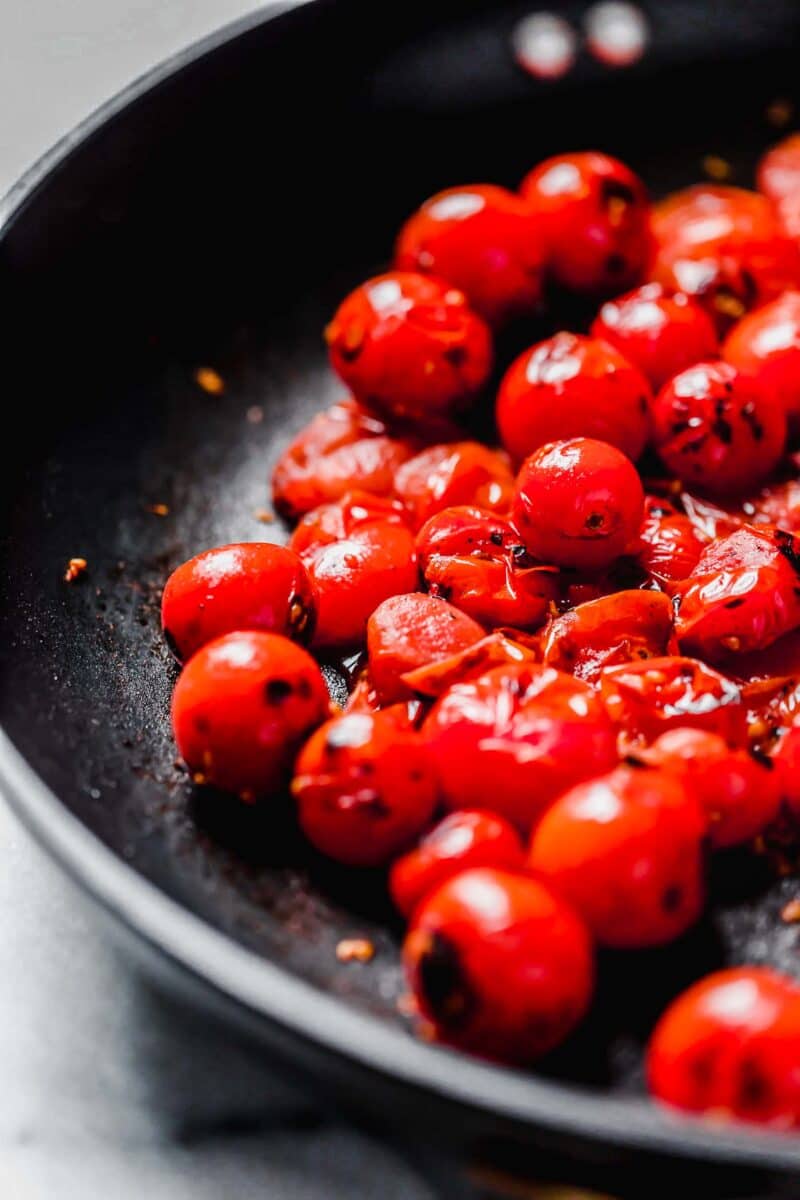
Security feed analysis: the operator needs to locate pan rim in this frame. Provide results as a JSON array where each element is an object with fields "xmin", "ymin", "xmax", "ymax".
[{"xmin": 1, "ymin": 0, "xmax": 800, "ymax": 1175}]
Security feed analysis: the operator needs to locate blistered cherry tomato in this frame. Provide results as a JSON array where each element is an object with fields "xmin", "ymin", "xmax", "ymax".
[
  {"xmin": 366, "ymin": 592, "xmax": 484, "ymax": 704},
  {"xmin": 650, "ymin": 362, "xmax": 786, "ymax": 498},
  {"xmin": 674, "ymin": 526, "xmax": 800, "ymax": 661},
  {"xmin": 723, "ymin": 291, "xmax": 800, "ymax": 428},
  {"xmin": 648, "ymin": 967, "xmax": 800, "ymax": 1128},
  {"xmin": 326, "ymin": 272, "xmax": 492, "ymax": 424},
  {"xmin": 394, "ymin": 442, "xmax": 514, "ymax": 530},
  {"xmin": 172, "ymin": 631, "xmax": 329, "ymax": 800},
  {"xmin": 512, "ymin": 437, "xmax": 645, "ymax": 571},
  {"xmin": 638, "ymin": 496, "xmax": 708, "ymax": 584},
  {"xmin": 390, "ymin": 809, "xmax": 525, "ymax": 918},
  {"xmin": 757, "ymin": 133, "xmax": 800, "ymax": 205},
  {"xmin": 638, "ymin": 727, "xmax": 781, "ymax": 848},
  {"xmin": 529, "ymin": 764, "xmax": 707, "ymax": 948},
  {"xmin": 395, "ymin": 184, "xmax": 546, "ymax": 326},
  {"xmin": 496, "ymin": 332, "xmax": 651, "ymax": 465},
  {"xmin": 591, "ymin": 283, "xmax": 718, "ymax": 391},
  {"xmin": 600, "ymin": 655, "xmax": 746, "ymax": 745},
  {"xmin": 425, "ymin": 662, "xmax": 618, "ymax": 830},
  {"xmin": 520, "ymin": 151, "xmax": 652, "ymax": 294},
  {"xmin": 161, "ymin": 543, "xmax": 315, "ymax": 663},
  {"xmin": 292, "ymin": 707, "xmax": 437, "ymax": 866},
  {"xmin": 403, "ymin": 868, "xmax": 594, "ymax": 1062},
  {"xmin": 271, "ymin": 397, "xmax": 415, "ymax": 520},
  {"xmin": 773, "ymin": 724, "xmax": 800, "ymax": 826},
  {"xmin": 738, "ymin": 474, "xmax": 800, "ymax": 533},
  {"xmin": 541, "ymin": 590, "xmax": 675, "ymax": 683}
]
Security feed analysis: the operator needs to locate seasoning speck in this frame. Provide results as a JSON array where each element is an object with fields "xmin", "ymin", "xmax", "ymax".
[
  {"xmin": 254, "ymin": 508, "xmax": 274, "ymax": 524},
  {"xmin": 336, "ymin": 937, "xmax": 375, "ymax": 964},
  {"xmin": 246, "ymin": 405, "xmax": 264, "ymax": 425},
  {"xmin": 702, "ymin": 155, "xmax": 732, "ymax": 182},
  {"xmin": 781, "ymin": 898, "xmax": 800, "ymax": 923},
  {"xmin": 64, "ymin": 557, "xmax": 88, "ymax": 583},
  {"xmin": 147, "ymin": 503, "xmax": 170, "ymax": 517},
  {"xmin": 767, "ymin": 98, "xmax": 793, "ymax": 128},
  {"xmin": 194, "ymin": 366, "xmax": 225, "ymax": 395}
]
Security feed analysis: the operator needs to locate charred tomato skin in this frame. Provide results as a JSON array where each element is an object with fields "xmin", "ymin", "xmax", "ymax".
[
  {"xmin": 394, "ymin": 442, "xmax": 514, "ymax": 530},
  {"xmin": 541, "ymin": 589, "xmax": 675, "ymax": 683},
  {"xmin": 647, "ymin": 967, "xmax": 800, "ymax": 1128},
  {"xmin": 529, "ymin": 764, "xmax": 708, "ymax": 948},
  {"xmin": 638, "ymin": 502, "xmax": 708, "ymax": 585},
  {"xmin": 171, "ymin": 631, "xmax": 329, "ymax": 800},
  {"xmin": 403, "ymin": 867, "xmax": 594, "ymax": 1063},
  {"xmin": 723, "ymin": 291, "xmax": 800, "ymax": 428}
]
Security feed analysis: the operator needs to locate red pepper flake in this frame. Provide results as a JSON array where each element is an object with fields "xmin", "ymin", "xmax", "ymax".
[
  {"xmin": 147, "ymin": 503, "xmax": 170, "ymax": 517},
  {"xmin": 254, "ymin": 508, "xmax": 274, "ymax": 524},
  {"xmin": 781, "ymin": 898, "xmax": 800, "ymax": 923},
  {"xmin": 64, "ymin": 557, "xmax": 88, "ymax": 583},
  {"xmin": 246, "ymin": 405, "xmax": 264, "ymax": 424},
  {"xmin": 194, "ymin": 367, "xmax": 225, "ymax": 395},
  {"xmin": 336, "ymin": 937, "xmax": 375, "ymax": 964}
]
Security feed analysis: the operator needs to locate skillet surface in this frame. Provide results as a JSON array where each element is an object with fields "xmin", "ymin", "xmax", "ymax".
[{"xmin": 3, "ymin": 0, "xmax": 800, "ymax": 1190}]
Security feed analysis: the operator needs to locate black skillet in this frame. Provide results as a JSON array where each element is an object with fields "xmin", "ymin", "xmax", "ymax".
[{"xmin": 2, "ymin": 1, "xmax": 800, "ymax": 1195}]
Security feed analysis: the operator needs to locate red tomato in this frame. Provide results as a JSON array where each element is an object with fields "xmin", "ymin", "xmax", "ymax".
[
  {"xmin": 600, "ymin": 655, "xmax": 746, "ymax": 745},
  {"xmin": 512, "ymin": 437, "xmax": 645, "ymax": 571},
  {"xmin": 757, "ymin": 133, "xmax": 800, "ymax": 204},
  {"xmin": 737, "ymin": 475, "xmax": 800, "ymax": 533},
  {"xmin": 774, "ymin": 724, "xmax": 800, "ymax": 825},
  {"xmin": 529, "ymin": 764, "xmax": 707, "ymax": 947},
  {"xmin": 496, "ymin": 332, "xmax": 651, "ymax": 465},
  {"xmin": 723, "ymin": 291, "xmax": 800, "ymax": 428},
  {"xmin": 292, "ymin": 707, "xmax": 438, "ymax": 866},
  {"xmin": 390, "ymin": 809, "xmax": 525, "ymax": 918},
  {"xmin": 425, "ymin": 662, "xmax": 618, "ymax": 830},
  {"xmin": 403, "ymin": 868, "xmax": 594, "ymax": 1062},
  {"xmin": 172, "ymin": 631, "xmax": 329, "ymax": 800},
  {"xmin": 541, "ymin": 590, "xmax": 675, "ymax": 683},
  {"xmin": 639, "ymin": 501, "xmax": 708, "ymax": 584},
  {"xmin": 395, "ymin": 184, "xmax": 546, "ymax": 326},
  {"xmin": 520, "ymin": 151, "xmax": 653, "ymax": 294},
  {"xmin": 648, "ymin": 967, "xmax": 800, "ymax": 1128},
  {"xmin": 366, "ymin": 592, "xmax": 484, "ymax": 704},
  {"xmin": 326, "ymin": 272, "xmax": 492, "ymax": 424},
  {"xmin": 394, "ymin": 442, "xmax": 514, "ymax": 530}
]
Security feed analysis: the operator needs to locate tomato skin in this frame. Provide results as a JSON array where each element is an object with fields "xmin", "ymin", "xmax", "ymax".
[
  {"xmin": 639, "ymin": 506, "xmax": 707, "ymax": 585},
  {"xmin": 425, "ymin": 662, "xmax": 618, "ymax": 831},
  {"xmin": 395, "ymin": 184, "xmax": 546, "ymax": 326},
  {"xmin": 293, "ymin": 707, "xmax": 438, "ymax": 866},
  {"xmin": 675, "ymin": 526, "xmax": 800, "ymax": 661},
  {"xmin": 512, "ymin": 437, "xmax": 645, "ymax": 571},
  {"xmin": 326, "ymin": 272, "xmax": 492, "ymax": 425},
  {"xmin": 172, "ymin": 631, "xmax": 329, "ymax": 800},
  {"xmin": 496, "ymin": 332, "xmax": 651, "ymax": 465},
  {"xmin": 288, "ymin": 491, "xmax": 408, "ymax": 557},
  {"xmin": 758, "ymin": 133, "xmax": 800, "ymax": 204},
  {"xmin": 541, "ymin": 589, "xmax": 675, "ymax": 683},
  {"xmin": 520, "ymin": 151, "xmax": 653, "ymax": 294},
  {"xmin": 390, "ymin": 809, "xmax": 525, "ymax": 918},
  {"xmin": 637, "ymin": 727, "xmax": 781, "ymax": 848},
  {"xmin": 650, "ymin": 362, "xmax": 786, "ymax": 498},
  {"xmin": 529, "ymin": 765, "xmax": 707, "ymax": 948},
  {"xmin": 366, "ymin": 592, "xmax": 484, "ymax": 705},
  {"xmin": 161, "ymin": 543, "xmax": 316, "ymax": 663},
  {"xmin": 723, "ymin": 291, "xmax": 800, "ymax": 428},
  {"xmin": 647, "ymin": 967, "xmax": 800, "ymax": 1128},
  {"xmin": 403, "ymin": 867, "xmax": 594, "ymax": 1062},
  {"xmin": 591, "ymin": 283, "xmax": 718, "ymax": 392},
  {"xmin": 774, "ymin": 725, "xmax": 800, "ymax": 825},
  {"xmin": 394, "ymin": 442, "xmax": 514, "ymax": 531}
]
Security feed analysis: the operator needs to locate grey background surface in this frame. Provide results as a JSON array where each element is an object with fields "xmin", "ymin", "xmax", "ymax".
[{"xmin": 0, "ymin": 4, "xmax": 434, "ymax": 1196}]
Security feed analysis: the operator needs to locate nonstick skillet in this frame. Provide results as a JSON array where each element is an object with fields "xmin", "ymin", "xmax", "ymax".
[{"xmin": 3, "ymin": 1, "xmax": 800, "ymax": 1195}]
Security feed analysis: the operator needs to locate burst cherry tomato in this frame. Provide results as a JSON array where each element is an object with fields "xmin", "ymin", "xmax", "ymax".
[
  {"xmin": 648, "ymin": 967, "xmax": 800, "ymax": 1128},
  {"xmin": 520, "ymin": 151, "xmax": 653, "ymax": 294},
  {"xmin": 325, "ymin": 272, "xmax": 492, "ymax": 425},
  {"xmin": 723, "ymin": 291, "xmax": 800, "ymax": 429},
  {"xmin": 172, "ymin": 631, "xmax": 329, "ymax": 800},
  {"xmin": 394, "ymin": 442, "xmax": 514, "ymax": 530},
  {"xmin": 366, "ymin": 592, "xmax": 484, "ymax": 704},
  {"xmin": 638, "ymin": 496, "xmax": 708, "ymax": 584},
  {"xmin": 757, "ymin": 133, "xmax": 800, "ymax": 205},
  {"xmin": 591, "ymin": 283, "xmax": 719, "ymax": 391},
  {"xmin": 403, "ymin": 868, "xmax": 594, "ymax": 1062},
  {"xmin": 390, "ymin": 810, "xmax": 525, "ymax": 918},
  {"xmin": 512, "ymin": 437, "xmax": 645, "ymax": 571},
  {"xmin": 650, "ymin": 362, "xmax": 786, "ymax": 498},
  {"xmin": 496, "ymin": 332, "xmax": 651, "ymax": 465},
  {"xmin": 395, "ymin": 184, "xmax": 546, "ymax": 326},
  {"xmin": 541, "ymin": 590, "xmax": 675, "ymax": 683},
  {"xmin": 529, "ymin": 764, "xmax": 707, "ymax": 948},
  {"xmin": 425, "ymin": 662, "xmax": 618, "ymax": 830}
]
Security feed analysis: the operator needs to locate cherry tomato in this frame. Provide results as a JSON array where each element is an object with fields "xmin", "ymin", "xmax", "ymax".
[
  {"xmin": 390, "ymin": 809, "xmax": 525, "ymax": 918},
  {"xmin": 496, "ymin": 332, "xmax": 651, "ymax": 465},
  {"xmin": 395, "ymin": 184, "xmax": 546, "ymax": 326},
  {"xmin": 425, "ymin": 662, "xmax": 618, "ymax": 830},
  {"xmin": 674, "ymin": 526, "xmax": 800, "ymax": 661},
  {"xmin": 400, "ymin": 630, "xmax": 538, "ymax": 700},
  {"xmin": 757, "ymin": 133, "xmax": 800, "ymax": 205},
  {"xmin": 639, "ymin": 499, "xmax": 708, "ymax": 584},
  {"xmin": 394, "ymin": 442, "xmax": 514, "ymax": 530},
  {"xmin": 773, "ymin": 724, "xmax": 800, "ymax": 825},
  {"xmin": 271, "ymin": 397, "xmax": 416, "ymax": 520},
  {"xmin": 650, "ymin": 362, "xmax": 786, "ymax": 498},
  {"xmin": 648, "ymin": 967, "xmax": 800, "ymax": 1128},
  {"xmin": 738, "ymin": 475, "xmax": 800, "ymax": 533},
  {"xmin": 325, "ymin": 272, "xmax": 492, "ymax": 425},
  {"xmin": 366, "ymin": 592, "xmax": 484, "ymax": 704},
  {"xmin": 723, "ymin": 291, "xmax": 800, "ymax": 429},
  {"xmin": 512, "ymin": 437, "xmax": 645, "ymax": 571},
  {"xmin": 520, "ymin": 151, "xmax": 653, "ymax": 294},
  {"xmin": 591, "ymin": 283, "xmax": 718, "ymax": 391},
  {"xmin": 293, "ymin": 707, "xmax": 438, "ymax": 866},
  {"xmin": 288, "ymin": 491, "xmax": 407, "ymax": 556},
  {"xmin": 161, "ymin": 543, "xmax": 316, "ymax": 663},
  {"xmin": 600, "ymin": 655, "xmax": 746, "ymax": 746},
  {"xmin": 541, "ymin": 589, "xmax": 675, "ymax": 683},
  {"xmin": 403, "ymin": 868, "xmax": 594, "ymax": 1062},
  {"xmin": 529, "ymin": 764, "xmax": 707, "ymax": 948},
  {"xmin": 172, "ymin": 631, "xmax": 329, "ymax": 800},
  {"xmin": 637, "ymin": 727, "xmax": 781, "ymax": 848}
]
